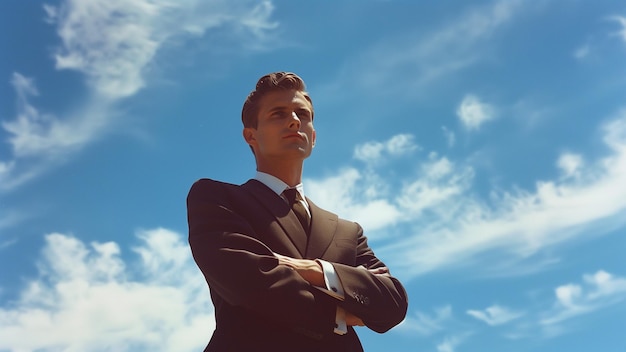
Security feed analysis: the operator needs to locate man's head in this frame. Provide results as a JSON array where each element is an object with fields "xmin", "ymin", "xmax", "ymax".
[
  {"xmin": 242, "ymin": 72, "xmax": 316, "ymax": 170},
  {"xmin": 242, "ymin": 72, "xmax": 313, "ymax": 128}
]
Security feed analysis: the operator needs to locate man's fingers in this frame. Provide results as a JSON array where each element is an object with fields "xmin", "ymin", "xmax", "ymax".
[
  {"xmin": 273, "ymin": 252, "xmax": 296, "ymax": 267},
  {"xmin": 367, "ymin": 266, "xmax": 390, "ymax": 276},
  {"xmin": 345, "ymin": 312, "xmax": 365, "ymax": 326}
]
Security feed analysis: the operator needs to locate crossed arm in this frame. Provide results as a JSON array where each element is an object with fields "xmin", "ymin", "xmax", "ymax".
[{"xmin": 273, "ymin": 253, "xmax": 392, "ymax": 327}]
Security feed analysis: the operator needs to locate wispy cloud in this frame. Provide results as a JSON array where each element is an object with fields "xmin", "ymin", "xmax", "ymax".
[
  {"xmin": 398, "ymin": 305, "xmax": 453, "ymax": 336},
  {"xmin": 46, "ymin": 0, "xmax": 278, "ymax": 99},
  {"xmin": 0, "ymin": 228, "xmax": 213, "ymax": 351},
  {"xmin": 457, "ymin": 95, "xmax": 496, "ymax": 130},
  {"xmin": 436, "ymin": 333, "xmax": 470, "ymax": 352},
  {"xmin": 0, "ymin": 70, "xmax": 118, "ymax": 192},
  {"xmin": 573, "ymin": 44, "xmax": 590, "ymax": 59},
  {"xmin": 1, "ymin": 0, "xmax": 278, "ymax": 192},
  {"xmin": 353, "ymin": 134, "xmax": 420, "ymax": 165},
  {"xmin": 3, "ymin": 72, "xmax": 107, "ymax": 158},
  {"xmin": 610, "ymin": 15, "xmax": 626, "ymax": 43},
  {"xmin": 541, "ymin": 270, "xmax": 626, "ymax": 327},
  {"xmin": 310, "ymin": 110, "xmax": 626, "ymax": 280},
  {"xmin": 467, "ymin": 304, "xmax": 525, "ymax": 326},
  {"xmin": 320, "ymin": 0, "xmax": 529, "ymax": 99},
  {"xmin": 0, "ymin": 207, "xmax": 27, "ymax": 232}
]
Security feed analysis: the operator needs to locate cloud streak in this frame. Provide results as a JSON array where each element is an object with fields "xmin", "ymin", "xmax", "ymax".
[
  {"xmin": 610, "ymin": 15, "xmax": 626, "ymax": 43},
  {"xmin": 319, "ymin": 0, "xmax": 529, "ymax": 100},
  {"xmin": 467, "ymin": 305, "xmax": 524, "ymax": 326},
  {"xmin": 353, "ymin": 134, "xmax": 420, "ymax": 165},
  {"xmin": 1, "ymin": 0, "xmax": 278, "ymax": 193},
  {"xmin": 3, "ymin": 73, "xmax": 108, "ymax": 159},
  {"xmin": 398, "ymin": 305, "xmax": 453, "ymax": 336},
  {"xmin": 309, "ymin": 110, "xmax": 626, "ymax": 280},
  {"xmin": 541, "ymin": 270, "xmax": 626, "ymax": 327}
]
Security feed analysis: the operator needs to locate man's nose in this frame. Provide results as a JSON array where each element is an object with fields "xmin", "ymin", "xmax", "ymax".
[{"xmin": 289, "ymin": 111, "xmax": 301, "ymax": 128}]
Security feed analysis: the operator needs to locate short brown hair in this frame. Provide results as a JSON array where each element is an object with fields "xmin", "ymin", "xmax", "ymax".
[{"xmin": 242, "ymin": 72, "xmax": 313, "ymax": 128}]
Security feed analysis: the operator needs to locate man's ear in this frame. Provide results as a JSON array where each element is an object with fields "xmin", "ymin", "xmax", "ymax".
[
  {"xmin": 312, "ymin": 129, "xmax": 316, "ymax": 148},
  {"xmin": 243, "ymin": 127, "xmax": 256, "ymax": 147}
]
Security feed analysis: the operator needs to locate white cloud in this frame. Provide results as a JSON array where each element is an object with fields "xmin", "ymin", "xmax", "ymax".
[
  {"xmin": 1, "ymin": 0, "xmax": 278, "ymax": 192},
  {"xmin": 610, "ymin": 16, "xmax": 626, "ymax": 43},
  {"xmin": 0, "ymin": 72, "xmax": 113, "ymax": 192},
  {"xmin": 353, "ymin": 142, "xmax": 385, "ymax": 163},
  {"xmin": 397, "ymin": 154, "xmax": 473, "ymax": 218},
  {"xmin": 387, "ymin": 134, "xmax": 419, "ymax": 155},
  {"xmin": 586, "ymin": 270, "xmax": 626, "ymax": 298},
  {"xmin": 2, "ymin": 73, "xmax": 105, "ymax": 159},
  {"xmin": 461, "ymin": 270, "xmax": 626, "ymax": 339},
  {"xmin": 0, "ymin": 228, "xmax": 214, "ymax": 352},
  {"xmin": 0, "ymin": 207, "xmax": 26, "ymax": 232},
  {"xmin": 309, "ymin": 134, "xmax": 420, "ymax": 232},
  {"xmin": 387, "ymin": 112, "xmax": 626, "ymax": 278},
  {"xmin": 457, "ymin": 94, "xmax": 496, "ymax": 130},
  {"xmin": 573, "ymin": 44, "xmax": 590, "ymax": 59},
  {"xmin": 557, "ymin": 152, "xmax": 583, "ymax": 179},
  {"xmin": 309, "ymin": 110, "xmax": 626, "ymax": 280},
  {"xmin": 238, "ymin": 1, "xmax": 279, "ymax": 40},
  {"xmin": 541, "ymin": 270, "xmax": 626, "ymax": 327},
  {"xmin": 353, "ymin": 133, "xmax": 419, "ymax": 164},
  {"xmin": 467, "ymin": 304, "xmax": 524, "ymax": 326},
  {"xmin": 309, "ymin": 150, "xmax": 471, "ymax": 237},
  {"xmin": 49, "ymin": 0, "xmax": 278, "ymax": 99},
  {"xmin": 306, "ymin": 168, "xmax": 403, "ymax": 232},
  {"xmin": 398, "ymin": 305, "xmax": 453, "ymax": 336},
  {"xmin": 436, "ymin": 333, "xmax": 469, "ymax": 352},
  {"xmin": 555, "ymin": 284, "xmax": 583, "ymax": 308}
]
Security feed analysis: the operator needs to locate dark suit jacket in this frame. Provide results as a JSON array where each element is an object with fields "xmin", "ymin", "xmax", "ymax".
[{"xmin": 187, "ymin": 178, "xmax": 408, "ymax": 352}]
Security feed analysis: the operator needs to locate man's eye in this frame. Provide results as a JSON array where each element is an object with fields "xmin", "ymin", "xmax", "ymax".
[
  {"xmin": 271, "ymin": 112, "xmax": 286, "ymax": 118},
  {"xmin": 297, "ymin": 110, "xmax": 311, "ymax": 119}
]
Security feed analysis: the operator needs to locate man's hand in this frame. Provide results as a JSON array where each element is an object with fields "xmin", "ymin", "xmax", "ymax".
[
  {"xmin": 345, "ymin": 311, "xmax": 365, "ymax": 326},
  {"xmin": 358, "ymin": 265, "xmax": 391, "ymax": 277},
  {"xmin": 274, "ymin": 252, "xmax": 325, "ymax": 287}
]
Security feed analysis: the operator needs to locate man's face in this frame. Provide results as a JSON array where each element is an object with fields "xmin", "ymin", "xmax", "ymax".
[{"xmin": 244, "ymin": 89, "xmax": 316, "ymax": 163}]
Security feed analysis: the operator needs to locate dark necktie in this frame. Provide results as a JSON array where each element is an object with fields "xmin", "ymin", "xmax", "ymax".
[{"xmin": 283, "ymin": 188, "xmax": 310, "ymax": 233}]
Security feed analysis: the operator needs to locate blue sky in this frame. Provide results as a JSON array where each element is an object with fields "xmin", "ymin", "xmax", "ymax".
[{"xmin": 1, "ymin": 0, "xmax": 626, "ymax": 351}]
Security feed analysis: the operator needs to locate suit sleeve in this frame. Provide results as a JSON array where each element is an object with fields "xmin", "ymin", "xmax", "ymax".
[
  {"xmin": 332, "ymin": 223, "xmax": 409, "ymax": 333},
  {"xmin": 187, "ymin": 179, "xmax": 336, "ymax": 335}
]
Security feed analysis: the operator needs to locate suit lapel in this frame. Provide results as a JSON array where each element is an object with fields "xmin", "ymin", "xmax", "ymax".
[
  {"xmin": 305, "ymin": 198, "xmax": 338, "ymax": 259},
  {"xmin": 242, "ymin": 180, "xmax": 308, "ymax": 256}
]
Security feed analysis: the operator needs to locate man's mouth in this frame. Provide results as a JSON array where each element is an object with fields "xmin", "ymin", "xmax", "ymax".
[{"xmin": 284, "ymin": 133, "xmax": 304, "ymax": 140}]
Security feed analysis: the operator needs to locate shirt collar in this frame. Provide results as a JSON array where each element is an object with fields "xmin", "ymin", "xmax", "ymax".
[{"xmin": 254, "ymin": 171, "xmax": 306, "ymax": 199}]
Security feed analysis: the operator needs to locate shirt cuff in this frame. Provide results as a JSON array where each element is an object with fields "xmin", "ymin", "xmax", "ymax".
[
  {"xmin": 334, "ymin": 306, "xmax": 348, "ymax": 335},
  {"xmin": 314, "ymin": 260, "xmax": 347, "ymax": 335},
  {"xmin": 315, "ymin": 259, "xmax": 345, "ymax": 301}
]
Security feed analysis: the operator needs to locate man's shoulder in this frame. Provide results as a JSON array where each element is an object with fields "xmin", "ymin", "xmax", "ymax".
[
  {"xmin": 187, "ymin": 178, "xmax": 245, "ymax": 200},
  {"xmin": 192, "ymin": 178, "xmax": 239, "ymax": 189}
]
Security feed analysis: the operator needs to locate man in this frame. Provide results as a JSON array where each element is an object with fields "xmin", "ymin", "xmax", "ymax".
[{"xmin": 187, "ymin": 72, "xmax": 408, "ymax": 351}]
